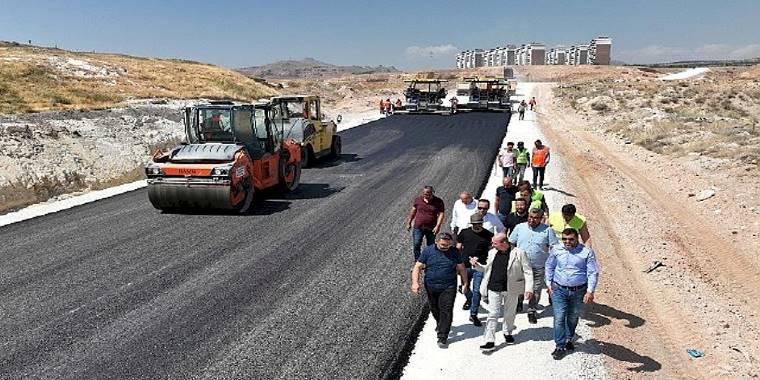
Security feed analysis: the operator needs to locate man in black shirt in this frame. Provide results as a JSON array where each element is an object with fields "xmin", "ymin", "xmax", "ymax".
[
  {"xmin": 494, "ymin": 176, "xmax": 519, "ymax": 227},
  {"xmin": 504, "ymin": 198, "xmax": 529, "ymax": 235},
  {"xmin": 471, "ymin": 233, "xmax": 534, "ymax": 350},
  {"xmin": 456, "ymin": 213, "xmax": 494, "ymax": 326}
]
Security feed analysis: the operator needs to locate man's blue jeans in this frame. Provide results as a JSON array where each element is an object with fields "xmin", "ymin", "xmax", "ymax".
[
  {"xmin": 550, "ymin": 282, "xmax": 587, "ymax": 348},
  {"xmin": 412, "ymin": 228, "xmax": 435, "ymax": 261},
  {"xmin": 465, "ymin": 268, "xmax": 484, "ymax": 316}
]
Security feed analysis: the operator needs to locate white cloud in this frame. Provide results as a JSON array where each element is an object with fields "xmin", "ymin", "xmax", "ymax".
[
  {"xmin": 405, "ymin": 44, "xmax": 458, "ymax": 60},
  {"xmin": 617, "ymin": 43, "xmax": 760, "ymax": 64}
]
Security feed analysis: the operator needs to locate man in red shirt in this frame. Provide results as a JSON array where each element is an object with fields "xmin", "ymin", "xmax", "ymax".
[{"xmin": 406, "ymin": 186, "xmax": 446, "ymax": 262}]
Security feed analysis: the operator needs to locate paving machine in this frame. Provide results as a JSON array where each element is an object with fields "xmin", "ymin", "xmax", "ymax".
[
  {"xmin": 453, "ymin": 77, "xmax": 513, "ymax": 112},
  {"xmin": 146, "ymin": 101, "xmax": 301, "ymax": 212},
  {"xmin": 396, "ymin": 79, "xmax": 449, "ymax": 114}
]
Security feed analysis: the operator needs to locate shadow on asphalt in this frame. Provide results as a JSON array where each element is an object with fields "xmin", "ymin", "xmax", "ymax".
[
  {"xmin": 576, "ymin": 339, "xmax": 662, "ymax": 373},
  {"xmin": 481, "ymin": 326, "xmax": 554, "ymax": 355},
  {"xmin": 279, "ymin": 183, "xmax": 344, "ymax": 200},
  {"xmin": 308, "ymin": 153, "xmax": 363, "ymax": 169},
  {"xmin": 584, "ymin": 303, "xmax": 646, "ymax": 329}
]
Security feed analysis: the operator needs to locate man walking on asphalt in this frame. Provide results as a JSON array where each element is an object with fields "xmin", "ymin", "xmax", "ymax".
[
  {"xmin": 531, "ymin": 139, "xmax": 551, "ymax": 190},
  {"xmin": 411, "ymin": 232, "xmax": 469, "ymax": 348},
  {"xmin": 513, "ymin": 141, "xmax": 530, "ymax": 185},
  {"xmin": 497, "ymin": 142, "xmax": 517, "ymax": 179},
  {"xmin": 509, "ymin": 208, "xmax": 558, "ymax": 324},
  {"xmin": 471, "ymin": 233, "xmax": 534, "ymax": 350},
  {"xmin": 548, "ymin": 204, "xmax": 592, "ymax": 248},
  {"xmin": 450, "ymin": 191, "xmax": 477, "ymax": 237},
  {"xmin": 494, "ymin": 176, "xmax": 518, "ymax": 227},
  {"xmin": 504, "ymin": 198, "xmax": 529, "ymax": 236},
  {"xmin": 476, "ymin": 199, "xmax": 505, "ymax": 234},
  {"xmin": 529, "ymin": 96, "xmax": 537, "ymax": 111},
  {"xmin": 546, "ymin": 228, "xmax": 599, "ymax": 360},
  {"xmin": 456, "ymin": 213, "xmax": 494, "ymax": 327},
  {"xmin": 406, "ymin": 186, "xmax": 445, "ymax": 262},
  {"xmin": 517, "ymin": 100, "xmax": 527, "ymax": 120}
]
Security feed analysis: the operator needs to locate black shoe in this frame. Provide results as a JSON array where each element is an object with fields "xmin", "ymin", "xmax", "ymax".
[
  {"xmin": 565, "ymin": 341, "xmax": 575, "ymax": 351},
  {"xmin": 480, "ymin": 342, "xmax": 495, "ymax": 351},
  {"xmin": 462, "ymin": 300, "xmax": 471, "ymax": 310},
  {"xmin": 504, "ymin": 334, "xmax": 515, "ymax": 343},
  {"xmin": 551, "ymin": 348, "xmax": 566, "ymax": 360},
  {"xmin": 458, "ymin": 285, "xmax": 462, "ymax": 294},
  {"xmin": 470, "ymin": 315, "xmax": 482, "ymax": 327},
  {"xmin": 516, "ymin": 303, "xmax": 523, "ymax": 313},
  {"xmin": 437, "ymin": 338, "xmax": 448, "ymax": 349},
  {"xmin": 528, "ymin": 312, "xmax": 538, "ymax": 324}
]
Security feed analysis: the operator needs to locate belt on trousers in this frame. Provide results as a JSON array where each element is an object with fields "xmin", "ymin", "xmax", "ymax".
[{"xmin": 553, "ymin": 282, "xmax": 587, "ymax": 291}]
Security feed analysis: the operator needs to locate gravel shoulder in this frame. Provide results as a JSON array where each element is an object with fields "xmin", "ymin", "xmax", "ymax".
[{"xmin": 534, "ymin": 82, "xmax": 760, "ymax": 379}]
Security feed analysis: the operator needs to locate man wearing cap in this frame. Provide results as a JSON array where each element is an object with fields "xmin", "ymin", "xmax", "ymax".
[
  {"xmin": 548, "ymin": 204, "xmax": 592, "ymax": 248},
  {"xmin": 412, "ymin": 232, "xmax": 469, "ymax": 348},
  {"xmin": 471, "ymin": 232, "xmax": 533, "ymax": 350},
  {"xmin": 456, "ymin": 213, "xmax": 494, "ymax": 326},
  {"xmin": 546, "ymin": 228, "xmax": 599, "ymax": 360}
]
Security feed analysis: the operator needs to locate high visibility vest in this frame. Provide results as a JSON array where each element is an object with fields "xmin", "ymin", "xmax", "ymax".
[
  {"xmin": 515, "ymin": 148, "xmax": 529, "ymax": 164},
  {"xmin": 549, "ymin": 213, "xmax": 586, "ymax": 237},
  {"xmin": 530, "ymin": 191, "xmax": 544, "ymax": 210},
  {"xmin": 532, "ymin": 147, "xmax": 549, "ymax": 167}
]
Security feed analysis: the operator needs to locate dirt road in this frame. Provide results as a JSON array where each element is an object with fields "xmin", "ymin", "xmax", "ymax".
[{"xmin": 532, "ymin": 83, "xmax": 760, "ymax": 379}]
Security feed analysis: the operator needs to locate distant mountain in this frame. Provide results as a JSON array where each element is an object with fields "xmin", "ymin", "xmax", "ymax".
[{"xmin": 237, "ymin": 58, "xmax": 399, "ymax": 79}]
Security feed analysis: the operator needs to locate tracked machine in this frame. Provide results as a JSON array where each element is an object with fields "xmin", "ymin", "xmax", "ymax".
[
  {"xmin": 145, "ymin": 101, "xmax": 301, "ymax": 212},
  {"xmin": 453, "ymin": 77, "xmax": 513, "ymax": 112},
  {"xmin": 395, "ymin": 79, "xmax": 450, "ymax": 115}
]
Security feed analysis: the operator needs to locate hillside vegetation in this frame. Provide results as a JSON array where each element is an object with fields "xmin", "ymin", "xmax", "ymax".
[{"xmin": 0, "ymin": 42, "xmax": 277, "ymax": 114}]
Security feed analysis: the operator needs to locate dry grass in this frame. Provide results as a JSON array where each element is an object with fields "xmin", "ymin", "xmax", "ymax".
[
  {"xmin": 551, "ymin": 65, "xmax": 760, "ymax": 166},
  {"xmin": 0, "ymin": 45, "xmax": 278, "ymax": 114}
]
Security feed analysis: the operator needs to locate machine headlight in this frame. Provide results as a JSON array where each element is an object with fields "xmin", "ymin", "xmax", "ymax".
[
  {"xmin": 145, "ymin": 165, "xmax": 163, "ymax": 176},
  {"xmin": 211, "ymin": 167, "xmax": 230, "ymax": 176}
]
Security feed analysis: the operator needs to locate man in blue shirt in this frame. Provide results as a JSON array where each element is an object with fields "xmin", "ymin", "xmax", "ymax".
[
  {"xmin": 508, "ymin": 208, "xmax": 558, "ymax": 323},
  {"xmin": 412, "ymin": 232, "xmax": 469, "ymax": 348},
  {"xmin": 545, "ymin": 228, "xmax": 599, "ymax": 360}
]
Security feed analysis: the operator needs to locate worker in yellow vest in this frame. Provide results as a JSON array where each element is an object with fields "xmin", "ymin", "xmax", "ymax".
[
  {"xmin": 513, "ymin": 141, "xmax": 530, "ymax": 185},
  {"xmin": 515, "ymin": 182, "xmax": 549, "ymax": 220},
  {"xmin": 548, "ymin": 204, "xmax": 592, "ymax": 248}
]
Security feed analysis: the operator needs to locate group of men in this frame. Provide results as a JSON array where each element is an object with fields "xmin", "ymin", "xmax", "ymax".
[
  {"xmin": 408, "ymin": 176, "xmax": 598, "ymax": 360},
  {"xmin": 380, "ymin": 98, "xmax": 403, "ymax": 115},
  {"xmin": 496, "ymin": 139, "xmax": 551, "ymax": 190}
]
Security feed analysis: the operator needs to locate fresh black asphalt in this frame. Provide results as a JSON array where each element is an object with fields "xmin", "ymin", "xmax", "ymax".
[{"xmin": 0, "ymin": 112, "xmax": 509, "ymax": 380}]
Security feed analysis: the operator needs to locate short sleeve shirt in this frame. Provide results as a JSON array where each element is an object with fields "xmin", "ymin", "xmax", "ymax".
[
  {"xmin": 457, "ymin": 228, "xmax": 494, "ymax": 268},
  {"xmin": 413, "ymin": 196, "xmax": 445, "ymax": 230},
  {"xmin": 496, "ymin": 185, "xmax": 518, "ymax": 215},
  {"xmin": 508, "ymin": 222, "xmax": 559, "ymax": 268},
  {"xmin": 417, "ymin": 245, "xmax": 462, "ymax": 290}
]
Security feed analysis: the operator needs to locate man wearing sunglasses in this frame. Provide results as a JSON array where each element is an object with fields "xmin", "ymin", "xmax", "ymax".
[
  {"xmin": 475, "ymin": 199, "xmax": 505, "ymax": 234},
  {"xmin": 545, "ymin": 228, "xmax": 599, "ymax": 360}
]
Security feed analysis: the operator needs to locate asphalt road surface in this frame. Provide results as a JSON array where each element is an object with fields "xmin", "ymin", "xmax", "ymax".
[{"xmin": 0, "ymin": 113, "xmax": 509, "ymax": 380}]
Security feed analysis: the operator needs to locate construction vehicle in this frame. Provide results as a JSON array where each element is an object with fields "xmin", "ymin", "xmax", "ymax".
[
  {"xmin": 269, "ymin": 95, "xmax": 341, "ymax": 167},
  {"xmin": 395, "ymin": 79, "xmax": 450, "ymax": 114},
  {"xmin": 453, "ymin": 77, "xmax": 513, "ymax": 112},
  {"xmin": 145, "ymin": 100, "xmax": 302, "ymax": 213}
]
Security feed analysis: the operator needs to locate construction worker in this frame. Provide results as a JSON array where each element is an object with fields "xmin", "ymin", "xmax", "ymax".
[
  {"xmin": 513, "ymin": 141, "xmax": 530, "ymax": 185},
  {"xmin": 529, "ymin": 96, "xmax": 537, "ymax": 111},
  {"xmin": 517, "ymin": 100, "xmax": 527, "ymax": 120},
  {"xmin": 379, "ymin": 99, "xmax": 385, "ymax": 114},
  {"xmin": 395, "ymin": 98, "xmax": 403, "ymax": 109},
  {"xmin": 548, "ymin": 204, "xmax": 592, "ymax": 248},
  {"xmin": 517, "ymin": 181, "xmax": 548, "ymax": 217},
  {"xmin": 449, "ymin": 96, "xmax": 458, "ymax": 114},
  {"xmin": 531, "ymin": 139, "xmax": 550, "ymax": 190}
]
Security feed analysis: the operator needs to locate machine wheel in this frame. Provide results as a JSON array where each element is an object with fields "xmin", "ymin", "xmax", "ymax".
[
  {"xmin": 329, "ymin": 136, "xmax": 342, "ymax": 158},
  {"xmin": 235, "ymin": 177, "xmax": 254, "ymax": 214},
  {"xmin": 301, "ymin": 145, "xmax": 314, "ymax": 168},
  {"xmin": 279, "ymin": 157, "xmax": 301, "ymax": 192}
]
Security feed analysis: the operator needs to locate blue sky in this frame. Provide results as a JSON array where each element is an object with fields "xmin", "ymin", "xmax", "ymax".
[{"xmin": 1, "ymin": 0, "xmax": 759, "ymax": 69}]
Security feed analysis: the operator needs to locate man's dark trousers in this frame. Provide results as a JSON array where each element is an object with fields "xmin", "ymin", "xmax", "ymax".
[{"xmin": 426, "ymin": 287, "xmax": 456, "ymax": 340}]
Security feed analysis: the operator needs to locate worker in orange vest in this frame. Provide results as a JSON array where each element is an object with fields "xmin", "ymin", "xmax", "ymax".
[{"xmin": 531, "ymin": 139, "xmax": 550, "ymax": 190}]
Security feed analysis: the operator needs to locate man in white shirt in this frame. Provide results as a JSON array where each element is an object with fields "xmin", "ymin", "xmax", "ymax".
[
  {"xmin": 497, "ymin": 142, "xmax": 516, "ymax": 178},
  {"xmin": 450, "ymin": 191, "xmax": 478, "ymax": 236},
  {"xmin": 476, "ymin": 199, "xmax": 505, "ymax": 234}
]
